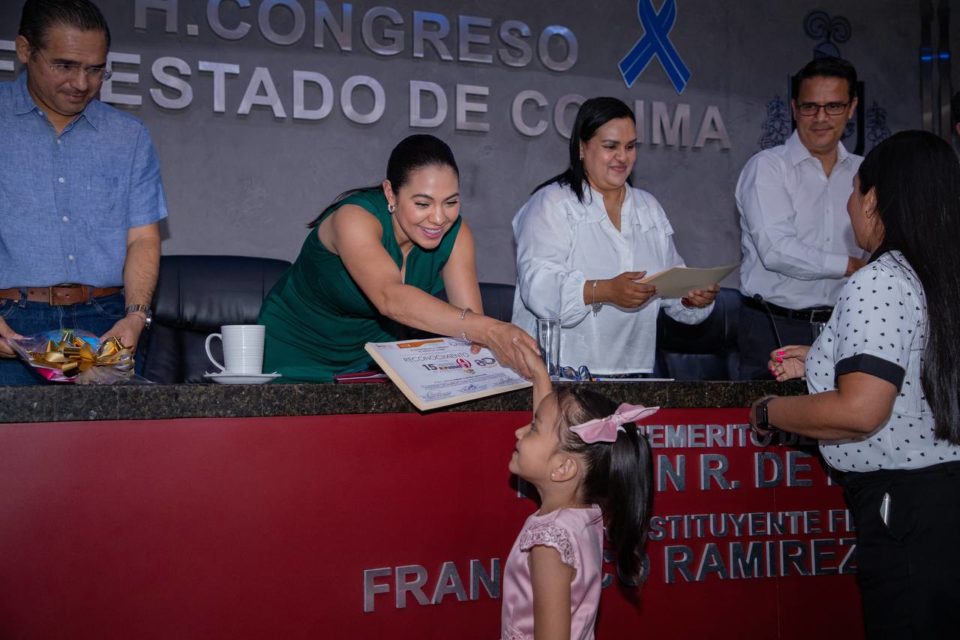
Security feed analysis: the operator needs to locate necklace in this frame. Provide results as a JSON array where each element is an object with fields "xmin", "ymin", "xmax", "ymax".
[{"xmin": 605, "ymin": 185, "xmax": 626, "ymax": 230}]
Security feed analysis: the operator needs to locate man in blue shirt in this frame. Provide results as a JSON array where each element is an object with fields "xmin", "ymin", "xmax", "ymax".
[{"xmin": 0, "ymin": 0, "xmax": 168, "ymax": 384}]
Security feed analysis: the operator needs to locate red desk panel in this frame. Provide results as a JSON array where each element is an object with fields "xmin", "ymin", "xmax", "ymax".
[{"xmin": 0, "ymin": 409, "xmax": 862, "ymax": 639}]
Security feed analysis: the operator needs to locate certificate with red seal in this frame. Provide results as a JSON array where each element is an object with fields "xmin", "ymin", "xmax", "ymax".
[{"xmin": 365, "ymin": 337, "xmax": 531, "ymax": 411}]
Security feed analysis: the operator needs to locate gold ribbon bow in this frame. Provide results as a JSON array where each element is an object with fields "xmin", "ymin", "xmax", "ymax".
[{"xmin": 27, "ymin": 331, "xmax": 132, "ymax": 377}]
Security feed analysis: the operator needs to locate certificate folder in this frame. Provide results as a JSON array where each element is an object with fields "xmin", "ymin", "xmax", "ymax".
[
  {"xmin": 639, "ymin": 263, "xmax": 739, "ymax": 299},
  {"xmin": 332, "ymin": 370, "xmax": 389, "ymax": 383},
  {"xmin": 365, "ymin": 338, "xmax": 531, "ymax": 411}
]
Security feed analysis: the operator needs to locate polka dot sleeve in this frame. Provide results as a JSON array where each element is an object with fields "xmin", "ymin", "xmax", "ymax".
[{"xmin": 831, "ymin": 261, "xmax": 921, "ymax": 390}]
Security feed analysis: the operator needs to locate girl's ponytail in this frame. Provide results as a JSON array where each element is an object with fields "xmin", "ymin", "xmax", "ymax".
[{"xmin": 605, "ymin": 425, "xmax": 653, "ymax": 585}]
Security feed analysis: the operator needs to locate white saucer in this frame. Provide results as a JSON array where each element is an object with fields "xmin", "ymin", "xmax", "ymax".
[{"xmin": 203, "ymin": 371, "xmax": 281, "ymax": 385}]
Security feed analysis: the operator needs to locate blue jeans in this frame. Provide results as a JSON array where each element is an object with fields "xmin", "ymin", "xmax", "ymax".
[{"xmin": 0, "ymin": 293, "xmax": 126, "ymax": 385}]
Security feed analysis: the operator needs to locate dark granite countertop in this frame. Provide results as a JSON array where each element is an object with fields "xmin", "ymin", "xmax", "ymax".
[{"xmin": 0, "ymin": 380, "xmax": 805, "ymax": 423}]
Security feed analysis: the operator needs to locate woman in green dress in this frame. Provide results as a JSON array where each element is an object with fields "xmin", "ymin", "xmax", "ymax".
[{"xmin": 258, "ymin": 134, "xmax": 538, "ymax": 382}]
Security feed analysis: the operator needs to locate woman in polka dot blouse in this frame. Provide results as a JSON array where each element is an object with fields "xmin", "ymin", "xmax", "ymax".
[{"xmin": 748, "ymin": 131, "xmax": 960, "ymax": 639}]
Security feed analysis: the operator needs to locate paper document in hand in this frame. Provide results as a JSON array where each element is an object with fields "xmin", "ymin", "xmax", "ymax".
[
  {"xmin": 365, "ymin": 338, "xmax": 531, "ymax": 411},
  {"xmin": 639, "ymin": 263, "xmax": 739, "ymax": 299}
]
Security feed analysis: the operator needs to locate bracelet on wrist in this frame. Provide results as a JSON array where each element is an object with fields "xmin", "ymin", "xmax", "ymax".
[{"xmin": 459, "ymin": 307, "xmax": 473, "ymax": 342}]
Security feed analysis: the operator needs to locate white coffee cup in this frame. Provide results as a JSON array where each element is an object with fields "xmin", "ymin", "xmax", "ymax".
[{"xmin": 205, "ymin": 324, "xmax": 265, "ymax": 375}]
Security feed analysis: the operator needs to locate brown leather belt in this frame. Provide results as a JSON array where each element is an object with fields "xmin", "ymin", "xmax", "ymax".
[{"xmin": 0, "ymin": 285, "xmax": 123, "ymax": 306}]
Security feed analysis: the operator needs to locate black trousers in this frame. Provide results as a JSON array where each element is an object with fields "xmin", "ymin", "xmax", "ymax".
[
  {"xmin": 840, "ymin": 461, "xmax": 960, "ymax": 639},
  {"xmin": 736, "ymin": 303, "xmax": 822, "ymax": 380}
]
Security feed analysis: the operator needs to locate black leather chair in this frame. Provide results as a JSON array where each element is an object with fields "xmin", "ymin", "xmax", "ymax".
[
  {"xmin": 436, "ymin": 282, "xmax": 516, "ymax": 323},
  {"xmin": 653, "ymin": 287, "xmax": 742, "ymax": 380},
  {"xmin": 476, "ymin": 282, "xmax": 516, "ymax": 323},
  {"xmin": 141, "ymin": 255, "xmax": 291, "ymax": 383}
]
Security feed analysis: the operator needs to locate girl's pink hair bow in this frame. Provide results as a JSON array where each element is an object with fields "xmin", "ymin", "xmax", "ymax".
[{"xmin": 569, "ymin": 404, "xmax": 659, "ymax": 444}]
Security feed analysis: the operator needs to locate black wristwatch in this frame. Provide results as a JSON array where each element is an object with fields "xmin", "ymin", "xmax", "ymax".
[
  {"xmin": 125, "ymin": 304, "xmax": 153, "ymax": 329},
  {"xmin": 754, "ymin": 396, "xmax": 779, "ymax": 433}
]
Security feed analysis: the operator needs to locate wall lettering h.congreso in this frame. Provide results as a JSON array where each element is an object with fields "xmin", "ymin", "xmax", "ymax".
[{"xmin": 0, "ymin": 0, "xmax": 730, "ymax": 148}]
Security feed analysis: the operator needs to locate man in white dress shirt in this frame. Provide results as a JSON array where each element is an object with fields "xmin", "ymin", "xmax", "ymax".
[{"xmin": 736, "ymin": 57, "xmax": 867, "ymax": 379}]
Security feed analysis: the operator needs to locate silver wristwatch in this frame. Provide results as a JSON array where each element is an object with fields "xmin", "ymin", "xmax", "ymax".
[{"xmin": 125, "ymin": 303, "xmax": 153, "ymax": 329}]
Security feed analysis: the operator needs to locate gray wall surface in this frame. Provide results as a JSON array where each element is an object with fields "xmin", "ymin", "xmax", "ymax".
[{"xmin": 1, "ymin": 0, "xmax": 954, "ymax": 285}]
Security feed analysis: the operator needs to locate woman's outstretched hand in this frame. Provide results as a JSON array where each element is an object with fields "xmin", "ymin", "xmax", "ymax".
[
  {"xmin": 482, "ymin": 321, "xmax": 540, "ymax": 379},
  {"xmin": 768, "ymin": 345, "xmax": 809, "ymax": 382}
]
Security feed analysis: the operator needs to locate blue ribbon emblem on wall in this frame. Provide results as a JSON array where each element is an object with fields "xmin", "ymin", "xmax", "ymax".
[{"xmin": 618, "ymin": 0, "xmax": 691, "ymax": 94}]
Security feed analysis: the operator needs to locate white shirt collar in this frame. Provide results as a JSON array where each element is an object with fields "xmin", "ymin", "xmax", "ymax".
[{"xmin": 785, "ymin": 129, "xmax": 853, "ymax": 168}]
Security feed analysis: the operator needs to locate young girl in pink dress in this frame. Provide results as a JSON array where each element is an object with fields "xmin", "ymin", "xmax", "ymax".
[{"xmin": 501, "ymin": 342, "xmax": 655, "ymax": 640}]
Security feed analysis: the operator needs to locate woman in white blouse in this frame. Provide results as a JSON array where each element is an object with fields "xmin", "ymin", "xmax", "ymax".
[
  {"xmin": 750, "ymin": 131, "xmax": 960, "ymax": 637},
  {"xmin": 511, "ymin": 97, "xmax": 718, "ymax": 376}
]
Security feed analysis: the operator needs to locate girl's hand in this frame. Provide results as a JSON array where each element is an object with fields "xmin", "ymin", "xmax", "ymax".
[
  {"xmin": 600, "ymin": 272, "xmax": 657, "ymax": 309},
  {"xmin": 514, "ymin": 338, "xmax": 554, "ymax": 405},
  {"xmin": 681, "ymin": 283, "xmax": 720, "ymax": 308},
  {"xmin": 768, "ymin": 345, "xmax": 809, "ymax": 382},
  {"xmin": 513, "ymin": 339, "xmax": 549, "ymax": 382},
  {"xmin": 482, "ymin": 321, "xmax": 539, "ymax": 379}
]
